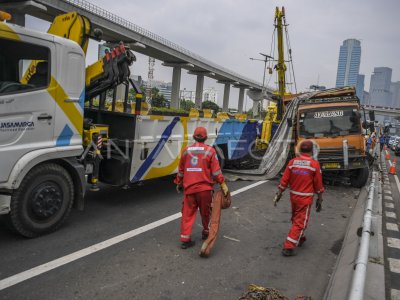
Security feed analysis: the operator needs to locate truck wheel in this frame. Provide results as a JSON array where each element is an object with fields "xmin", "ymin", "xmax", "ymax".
[
  {"xmin": 8, "ymin": 163, "xmax": 74, "ymax": 238},
  {"xmin": 350, "ymin": 167, "xmax": 369, "ymax": 188}
]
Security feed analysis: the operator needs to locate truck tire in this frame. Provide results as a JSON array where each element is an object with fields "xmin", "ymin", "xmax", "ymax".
[
  {"xmin": 350, "ymin": 167, "xmax": 369, "ymax": 188},
  {"xmin": 8, "ymin": 163, "xmax": 74, "ymax": 238}
]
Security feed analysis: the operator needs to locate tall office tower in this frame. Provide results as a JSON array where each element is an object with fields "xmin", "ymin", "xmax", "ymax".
[
  {"xmin": 335, "ymin": 39, "xmax": 362, "ymax": 96},
  {"xmin": 369, "ymin": 67, "xmax": 393, "ymax": 107},
  {"xmin": 390, "ymin": 81, "xmax": 400, "ymax": 108},
  {"xmin": 356, "ymin": 74, "xmax": 365, "ymax": 103}
]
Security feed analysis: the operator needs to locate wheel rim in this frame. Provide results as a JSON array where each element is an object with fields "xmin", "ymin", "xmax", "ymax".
[{"xmin": 29, "ymin": 181, "xmax": 63, "ymax": 222}]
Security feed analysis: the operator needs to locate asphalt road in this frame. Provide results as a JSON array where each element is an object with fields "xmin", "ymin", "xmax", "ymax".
[{"xmin": 0, "ymin": 176, "xmax": 359, "ymax": 300}]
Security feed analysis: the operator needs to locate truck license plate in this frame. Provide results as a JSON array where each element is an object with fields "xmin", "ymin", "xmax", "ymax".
[{"xmin": 323, "ymin": 163, "xmax": 340, "ymax": 169}]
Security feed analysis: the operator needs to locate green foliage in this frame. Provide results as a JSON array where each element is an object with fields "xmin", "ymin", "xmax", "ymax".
[
  {"xmin": 180, "ymin": 99, "xmax": 195, "ymax": 112},
  {"xmin": 150, "ymin": 107, "xmax": 188, "ymax": 116},
  {"xmin": 202, "ymin": 100, "xmax": 220, "ymax": 112}
]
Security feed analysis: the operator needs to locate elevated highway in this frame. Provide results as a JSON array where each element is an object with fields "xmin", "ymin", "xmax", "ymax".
[
  {"xmin": 1, "ymin": 0, "xmax": 274, "ymax": 112},
  {"xmin": 362, "ymin": 104, "xmax": 400, "ymax": 118}
]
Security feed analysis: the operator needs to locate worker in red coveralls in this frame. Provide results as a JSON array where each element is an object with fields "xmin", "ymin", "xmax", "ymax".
[
  {"xmin": 276, "ymin": 139, "xmax": 324, "ymax": 256},
  {"xmin": 174, "ymin": 127, "xmax": 229, "ymax": 249}
]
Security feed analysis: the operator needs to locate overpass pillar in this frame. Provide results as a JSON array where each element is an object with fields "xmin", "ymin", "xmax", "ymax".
[
  {"xmin": 195, "ymin": 75, "xmax": 204, "ymax": 109},
  {"xmin": 238, "ymin": 87, "xmax": 245, "ymax": 113},
  {"xmin": 171, "ymin": 66, "xmax": 182, "ymax": 108},
  {"xmin": 252, "ymin": 101, "xmax": 259, "ymax": 117},
  {"xmin": 222, "ymin": 83, "xmax": 230, "ymax": 112}
]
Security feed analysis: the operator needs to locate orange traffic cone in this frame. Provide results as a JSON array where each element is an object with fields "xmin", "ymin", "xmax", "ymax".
[
  {"xmin": 389, "ymin": 157, "xmax": 396, "ymax": 175},
  {"xmin": 386, "ymin": 151, "xmax": 390, "ymax": 160}
]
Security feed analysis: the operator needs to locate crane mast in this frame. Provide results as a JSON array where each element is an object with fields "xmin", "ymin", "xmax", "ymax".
[{"xmin": 274, "ymin": 6, "xmax": 287, "ymax": 101}]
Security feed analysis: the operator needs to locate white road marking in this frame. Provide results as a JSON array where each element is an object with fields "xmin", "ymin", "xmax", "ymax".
[
  {"xmin": 386, "ymin": 223, "xmax": 399, "ymax": 232},
  {"xmin": 386, "ymin": 212, "xmax": 397, "ymax": 219},
  {"xmin": 388, "ymin": 258, "xmax": 400, "ymax": 273},
  {"xmin": 385, "ymin": 203, "xmax": 395, "ymax": 208},
  {"xmin": 0, "ymin": 180, "xmax": 268, "ymax": 291},
  {"xmin": 394, "ymin": 175, "xmax": 400, "ymax": 202},
  {"xmin": 387, "ymin": 237, "xmax": 400, "ymax": 250},
  {"xmin": 392, "ymin": 289, "xmax": 400, "ymax": 300},
  {"xmin": 384, "ymin": 196, "xmax": 394, "ymax": 201},
  {"xmin": 384, "ymin": 190, "xmax": 392, "ymax": 195}
]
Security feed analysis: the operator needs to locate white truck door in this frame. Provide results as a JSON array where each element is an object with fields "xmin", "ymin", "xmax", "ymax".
[{"xmin": 0, "ymin": 35, "xmax": 56, "ymax": 183}]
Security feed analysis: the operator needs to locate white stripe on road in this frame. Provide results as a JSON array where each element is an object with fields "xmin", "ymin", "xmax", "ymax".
[
  {"xmin": 230, "ymin": 180, "xmax": 268, "ymax": 196},
  {"xmin": 386, "ymin": 223, "xmax": 399, "ymax": 232},
  {"xmin": 388, "ymin": 258, "xmax": 400, "ymax": 274},
  {"xmin": 0, "ymin": 180, "xmax": 268, "ymax": 291},
  {"xmin": 384, "ymin": 196, "xmax": 394, "ymax": 201},
  {"xmin": 392, "ymin": 289, "xmax": 400, "ymax": 300},
  {"xmin": 386, "ymin": 212, "xmax": 397, "ymax": 219},
  {"xmin": 387, "ymin": 238, "xmax": 400, "ymax": 250},
  {"xmin": 385, "ymin": 203, "xmax": 395, "ymax": 209}
]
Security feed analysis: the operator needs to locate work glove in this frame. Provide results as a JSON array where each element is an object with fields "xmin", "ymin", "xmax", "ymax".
[
  {"xmin": 176, "ymin": 184, "xmax": 183, "ymax": 194},
  {"xmin": 273, "ymin": 191, "xmax": 283, "ymax": 207},
  {"xmin": 220, "ymin": 182, "xmax": 229, "ymax": 196},
  {"xmin": 316, "ymin": 195, "xmax": 323, "ymax": 212}
]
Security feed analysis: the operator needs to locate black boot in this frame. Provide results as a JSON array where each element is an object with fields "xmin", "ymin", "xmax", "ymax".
[
  {"xmin": 281, "ymin": 248, "xmax": 296, "ymax": 256},
  {"xmin": 181, "ymin": 240, "xmax": 195, "ymax": 249}
]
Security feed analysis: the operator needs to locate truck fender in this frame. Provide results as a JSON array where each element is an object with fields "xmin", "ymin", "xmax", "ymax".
[
  {"xmin": 57, "ymin": 157, "xmax": 86, "ymax": 211},
  {"xmin": 0, "ymin": 146, "xmax": 83, "ymax": 191}
]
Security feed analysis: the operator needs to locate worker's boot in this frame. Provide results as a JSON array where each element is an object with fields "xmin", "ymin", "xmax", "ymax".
[
  {"xmin": 281, "ymin": 248, "xmax": 296, "ymax": 257},
  {"xmin": 298, "ymin": 236, "xmax": 307, "ymax": 247},
  {"xmin": 181, "ymin": 240, "xmax": 195, "ymax": 249}
]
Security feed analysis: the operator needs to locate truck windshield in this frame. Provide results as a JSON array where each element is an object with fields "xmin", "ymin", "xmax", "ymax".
[{"xmin": 299, "ymin": 106, "xmax": 361, "ymax": 138}]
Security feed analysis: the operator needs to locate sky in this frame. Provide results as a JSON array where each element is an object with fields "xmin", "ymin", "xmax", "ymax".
[{"xmin": 24, "ymin": 0, "xmax": 400, "ymax": 111}]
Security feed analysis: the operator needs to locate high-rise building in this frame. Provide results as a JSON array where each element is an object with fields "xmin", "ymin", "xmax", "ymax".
[
  {"xmin": 390, "ymin": 81, "xmax": 400, "ymax": 108},
  {"xmin": 202, "ymin": 87, "xmax": 218, "ymax": 103},
  {"xmin": 369, "ymin": 67, "xmax": 392, "ymax": 107},
  {"xmin": 356, "ymin": 74, "xmax": 365, "ymax": 103},
  {"xmin": 335, "ymin": 39, "xmax": 362, "ymax": 94}
]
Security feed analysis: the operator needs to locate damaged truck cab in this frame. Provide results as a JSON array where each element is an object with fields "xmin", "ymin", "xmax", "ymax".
[{"xmin": 295, "ymin": 87, "xmax": 369, "ymax": 187}]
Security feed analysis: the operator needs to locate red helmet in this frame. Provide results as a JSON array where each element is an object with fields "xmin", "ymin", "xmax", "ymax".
[
  {"xmin": 299, "ymin": 140, "xmax": 313, "ymax": 153},
  {"xmin": 193, "ymin": 127, "xmax": 207, "ymax": 140}
]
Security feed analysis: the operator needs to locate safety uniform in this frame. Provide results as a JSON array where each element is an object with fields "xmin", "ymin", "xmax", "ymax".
[
  {"xmin": 278, "ymin": 153, "xmax": 324, "ymax": 249},
  {"xmin": 175, "ymin": 142, "xmax": 225, "ymax": 242}
]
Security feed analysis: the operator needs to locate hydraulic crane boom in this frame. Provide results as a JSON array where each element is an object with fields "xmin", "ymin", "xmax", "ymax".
[{"xmin": 21, "ymin": 11, "xmax": 137, "ymax": 100}]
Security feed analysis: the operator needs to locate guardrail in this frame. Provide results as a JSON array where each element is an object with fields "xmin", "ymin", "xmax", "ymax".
[
  {"xmin": 59, "ymin": 0, "xmax": 264, "ymax": 87},
  {"xmin": 348, "ymin": 171, "xmax": 377, "ymax": 299}
]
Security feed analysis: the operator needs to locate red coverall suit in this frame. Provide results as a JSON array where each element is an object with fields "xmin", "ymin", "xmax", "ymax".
[
  {"xmin": 175, "ymin": 142, "xmax": 225, "ymax": 242},
  {"xmin": 278, "ymin": 153, "xmax": 324, "ymax": 249}
]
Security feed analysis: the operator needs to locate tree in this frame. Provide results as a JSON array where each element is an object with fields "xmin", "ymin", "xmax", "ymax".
[
  {"xmin": 202, "ymin": 101, "xmax": 220, "ymax": 112},
  {"xmin": 150, "ymin": 87, "xmax": 168, "ymax": 107},
  {"xmin": 180, "ymin": 99, "xmax": 195, "ymax": 112}
]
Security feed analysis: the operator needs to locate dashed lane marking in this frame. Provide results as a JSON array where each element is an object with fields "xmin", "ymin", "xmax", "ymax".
[
  {"xmin": 386, "ymin": 212, "xmax": 397, "ymax": 219},
  {"xmin": 391, "ymin": 289, "xmax": 400, "ymax": 300},
  {"xmin": 384, "ymin": 196, "xmax": 394, "ymax": 201},
  {"xmin": 387, "ymin": 223, "xmax": 399, "ymax": 232},
  {"xmin": 388, "ymin": 258, "xmax": 400, "ymax": 273},
  {"xmin": 0, "ymin": 180, "xmax": 268, "ymax": 291},
  {"xmin": 386, "ymin": 203, "xmax": 395, "ymax": 209},
  {"xmin": 387, "ymin": 237, "xmax": 400, "ymax": 250},
  {"xmin": 384, "ymin": 190, "xmax": 393, "ymax": 195}
]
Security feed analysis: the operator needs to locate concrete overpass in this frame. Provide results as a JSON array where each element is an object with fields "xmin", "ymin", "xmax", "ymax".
[
  {"xmin": 1, "ymin": 0, "xmax": 274, "ymax": 112},
  {"xmin": 362, "ymin": 104, "xmax": 400, "ymax": 118}
]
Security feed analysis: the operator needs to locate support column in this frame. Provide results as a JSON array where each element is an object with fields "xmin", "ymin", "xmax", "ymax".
[
  {"xmin": 222, "ymin": 83, "xmax": 230, "ymax": 112},
  {"xmin": 171, "ymin": 66, "xmax": 181, "ymax": 108},
  {"xmin": 238, "ymin": 88, "xmax": 245, "ymax": 113},
  {"xmin": 252, "ymin": 101, "xmax": 259, "ymax": 117},
  {"xmin": 195, "ymin": 75, "xmax": 204, "ymax": 109}
]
